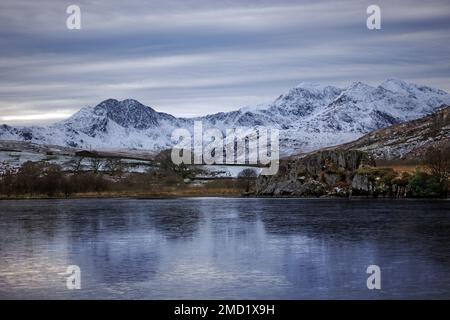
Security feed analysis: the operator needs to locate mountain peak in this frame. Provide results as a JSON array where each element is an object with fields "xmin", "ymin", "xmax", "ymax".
[
  {"xmin": 97, "ymin": 98, "xmax": 119, "ymax": 107},
  {"xmin": 339, "ymin": 82, "xmax": 375, "ymax": 101},
  {"xmin": 295, "ymin": 82, "xmax": 324, "ymax": 90},
  {"xmin": 380, "ymin": 78, "xmax": 449, "ymax": 98},
  {"xmin": 96, "ymin": 98, "xmax": 148, "ymax": 109},
  {"xmin": 380, "ymin": 78, "xmax": 413, "ymax": 93},
  {"xmin": 94, "ymin": 98, "xmax": 158, "ymax": 114},
  {"xmin": 347, "ymin": 81, "xmax": 373, "ymax": 90},
  {"xmin": 121, "ymin": 99, "xmax": 146, "ymax": 107},
  {"xmin": 293, "ymin": 82, "xmax": 342, "ymax": 94},
  {"xmin": 383, "ymin": 78, "xmax": 409, "ymax": 86},
  {"xmin": 92, "ymin": 99, "xmax": 160, "ymax": 129}
]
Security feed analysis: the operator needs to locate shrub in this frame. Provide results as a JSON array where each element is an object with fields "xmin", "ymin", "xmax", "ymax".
[
  {"xmin": 69, "ymin": 172, "xmax": 110, "ymax": 193},
  {"xmin": 355, "ymin": 167, "xmax": 397, "ymax": 185},
  {"xmin": 409, "ymin": 171, "xmax": 445, "ymax": 197},
  {"xmin": 392, "ymin": 172, "xmax": 411, "ymax": 187}
]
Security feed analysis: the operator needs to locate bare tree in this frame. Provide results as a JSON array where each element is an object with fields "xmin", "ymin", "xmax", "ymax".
[
  {"xmin": 0, "ymin": 165, "xmax": 15, "ymax": 197},
  {"xmin": 41, "ymin": 164, "xmax": 64, "ymax": 196},
  {"xmin": 105, "ymin": 158, "xmax": 125, "ymax": 177},
  {"xmin": 70, "ymin": 156, "xmax": 84, "ymax": 174},
  {"xmin": 238, "ymin": 168, "xmax": 257, "ymax": 193},
  {"xmin": 155, "ymin": 149, "xmax": 191, "ymax": 179},
  {"xmin": 424, "ymin": 142, "xmax": 450, "ymax": 190},
  {"xmin": 15, "ymin": 161, "xmax": 43, "ymax": 195},
  {"xmin": 90, "ymin": 157, "xmax": 103, "ymax": 174}
]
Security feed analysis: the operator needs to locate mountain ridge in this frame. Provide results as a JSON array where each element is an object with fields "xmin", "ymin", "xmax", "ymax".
[{"xmin": 1, "ymin": 79, "xmax": 450, "ymax": 155}]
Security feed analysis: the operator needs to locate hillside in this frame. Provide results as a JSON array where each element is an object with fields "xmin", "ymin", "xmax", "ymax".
[{"xmin": 331, "ymin": 105, "xmax": 450, "ymax": 160}]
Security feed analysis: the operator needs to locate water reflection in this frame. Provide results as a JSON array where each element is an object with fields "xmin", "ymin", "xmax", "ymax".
[{"xmin": 0, "ymin": 198, "xmax": 450, "ymax": 299}]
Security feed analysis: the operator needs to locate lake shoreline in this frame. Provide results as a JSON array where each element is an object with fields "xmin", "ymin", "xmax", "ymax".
[{"xmin": 0, "ymin": 192, "xmax": 448, "ymax": 201}]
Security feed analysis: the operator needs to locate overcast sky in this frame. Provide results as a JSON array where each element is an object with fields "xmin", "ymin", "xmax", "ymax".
[{"xmin": 1, "ymin": 0, "xmax": 450, "ymax": 125}]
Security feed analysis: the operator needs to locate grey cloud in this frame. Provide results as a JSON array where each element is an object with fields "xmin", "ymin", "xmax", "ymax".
[{"xmin": 0, "ymin": 0, "xmax": 449, "ymax": 124}]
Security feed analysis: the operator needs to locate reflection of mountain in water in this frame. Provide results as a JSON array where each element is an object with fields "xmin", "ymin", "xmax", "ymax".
[{"xmin": 1, "ymin": 198, "xmax": 450, "ymax": 298}]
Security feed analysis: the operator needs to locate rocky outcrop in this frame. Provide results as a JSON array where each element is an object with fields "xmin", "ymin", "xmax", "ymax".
[
  {"xmin": 350, "ymin": 168, "xmax": 413, "ymax": 197},
  {"xmin": 259, "ymin": 178, "xmax": 326, "ymax": 196},
  {"xmin": 255, "ymin": 107, "xmax": 450, "ymax": 197},
  {"xmin": 256, "ymin": 149, "xmax": 421, "ymax": 197},
  {"xmin": 256, "ymin": 150, "xmax": 374, "ymax": 196}
]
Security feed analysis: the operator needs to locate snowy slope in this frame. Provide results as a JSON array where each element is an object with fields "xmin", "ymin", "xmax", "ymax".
[
  {"xmin": 331, "ymin": 105, "xmax": 450, "ymax": 160},
  {"xmin": 1, "ymin": 79, "xmax": 450, "ymax": 155}
]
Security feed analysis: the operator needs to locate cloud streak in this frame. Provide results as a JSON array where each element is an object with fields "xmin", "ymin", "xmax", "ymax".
[{"xmin": 0, "ymin": 0, "xmax": 450, "ymax": 124}]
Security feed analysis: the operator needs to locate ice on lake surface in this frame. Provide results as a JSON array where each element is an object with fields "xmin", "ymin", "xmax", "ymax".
[{"xmin": 0, "ymin": 198, "xmax": 449, "ymax": 299}]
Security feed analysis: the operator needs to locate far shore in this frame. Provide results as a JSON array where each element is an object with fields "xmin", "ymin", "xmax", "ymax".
[{"xmin": 0, "ymin": 191, "xmax": 448, "ymax": 201}]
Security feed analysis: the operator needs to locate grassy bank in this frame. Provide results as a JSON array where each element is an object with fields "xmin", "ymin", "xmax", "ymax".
[{"xmin": 0, "ymin": 186, "xmax": 244, "ymax": 200}]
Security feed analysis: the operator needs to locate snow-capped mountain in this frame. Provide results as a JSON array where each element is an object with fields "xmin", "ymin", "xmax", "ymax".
[
  {"xmin": 0, "ymin": 99, "xmax": 186, "ymax": 151},
  {"xmin": 1, "ymin": 79, "xmax": 450, "ymax": 155}
]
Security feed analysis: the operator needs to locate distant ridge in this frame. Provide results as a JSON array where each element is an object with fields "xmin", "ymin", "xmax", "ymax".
[{"xmin": 1, "ymin": 79, "xmax": 450, "ymax": 155}]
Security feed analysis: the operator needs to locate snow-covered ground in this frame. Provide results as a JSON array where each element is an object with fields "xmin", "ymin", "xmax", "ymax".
[
  {"xmin": 0, "ymin": 149, "xmax": 263, "ymax": 179},
  {"xmin": 0, "ymin": 150, "xmax": 153, "ymax": 173},
  {"xmin": 199, "ymin": 165, "xmax": 262, "ymax": 178}
]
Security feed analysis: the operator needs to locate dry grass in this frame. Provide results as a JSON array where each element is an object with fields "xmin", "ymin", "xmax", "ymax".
[
  {"xmin": 375, "ymin": 159, "xmax": 428, "ymax": 174},
  {"xmin": 0, "ymin": 185, "xmax": 244, "ymax": 200},
  {"xmin": 377, "ymin": 164, "xmax": 426, "ymax": 174}
]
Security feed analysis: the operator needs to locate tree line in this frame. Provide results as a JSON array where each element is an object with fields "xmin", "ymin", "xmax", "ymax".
[
  {"xmin": 0, "ymin": 161, "xmax": 110, "ymax": 197},
  {"xmin": 0, "ymin": 152, "xmax": 259, "ymax": 197}
]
